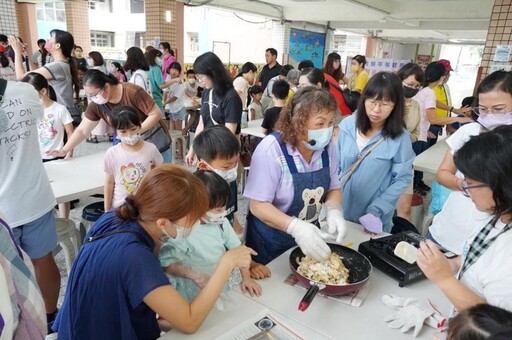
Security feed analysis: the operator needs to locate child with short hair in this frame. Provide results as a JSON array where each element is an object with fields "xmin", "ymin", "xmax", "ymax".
[
  {"xmin": 183, "ymin": 69, "xmax": 200, "ymax": 109},
  {"xmin": 261, "ymin": 79, "xmax": 289, "ymax": 135},
  {"xmin": 160, "ymin": 170, "xmax": 262, "ymax": 301},
  {"xmin": 248, "ymin": 85, "xmax": 264, "ymax": 120},
  {"xmin": 164, "ymin": 62, "xmax": 186, "ymax": 131},
  {"xmin": 193, "ymin": 125, "xmax": 271, "ymax": 279},
  {"xmin": 103, "ymin": 106, "xmax": 163, "ymax": 211}
]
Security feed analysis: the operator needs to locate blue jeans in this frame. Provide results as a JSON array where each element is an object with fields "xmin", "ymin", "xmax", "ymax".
[{"xmin": 161, "ymin": 149, "xmax": 172, "ymax": 163}]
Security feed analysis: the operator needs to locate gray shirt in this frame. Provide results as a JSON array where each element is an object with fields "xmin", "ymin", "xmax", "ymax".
[{"xmin": 44, "ymin": 60, "xmax": 74, "ymax": 108}]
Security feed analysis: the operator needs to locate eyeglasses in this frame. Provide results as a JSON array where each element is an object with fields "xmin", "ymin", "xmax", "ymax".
[
  {"xmin": 461, "ymin": 180, "xmax": 488, "ymax": 197},
  {"xmin": 366, "ymin": 99, "xmax": 394, "ymax": 110},
  {"xmin": 85, "ymin": 87, "xmax": 105, "ymax": 100},
  {"xmin": 472, "ymin": 106, "xmax": 511, "ymax": 115}
]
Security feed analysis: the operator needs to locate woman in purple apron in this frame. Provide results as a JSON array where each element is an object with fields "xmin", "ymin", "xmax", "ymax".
[{"xmin": 244, "ymin": 87, "xmax": 347, "ymax": 265}]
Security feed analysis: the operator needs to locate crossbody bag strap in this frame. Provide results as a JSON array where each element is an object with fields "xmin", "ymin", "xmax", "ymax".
[
  {"xmin": 209, "ymin": 90, "xmax": 219, "ymax": 126},
  {"xmin": 339, "ymin": 136, "xmax": 385, "ymax": 191}
]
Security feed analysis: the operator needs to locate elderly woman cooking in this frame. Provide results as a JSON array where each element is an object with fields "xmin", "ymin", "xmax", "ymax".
[{"xmin": 244, "ymin": 87, "xmax": 346, "ymax": 265}]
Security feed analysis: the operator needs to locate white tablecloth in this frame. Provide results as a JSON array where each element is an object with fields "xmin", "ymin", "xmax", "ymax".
[
  {"xmin": 413, "ymin": 140, "xmax": 449, "ymax": 175},
  {"xmin": 161, "ymin": 221, "xmax": 450, "ymax": 339},
  {"xmin": 241, "ymin": 119, "xmax": 265, "ymax": 139},
  {"xmin": 44, "ymin": 151, "xmax": 106, "ymax": 203}
]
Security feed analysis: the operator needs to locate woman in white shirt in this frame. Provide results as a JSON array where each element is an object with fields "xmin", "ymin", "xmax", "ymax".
[
  {"xmin": 233, "ymin": 62, "xmax": 257, "ymax": 110},
  {"xmin": 418, "ymin": 125, "xmax": 512, "ymax": 314},
  {"xmin": 428, "ymin": 70, "xmax": 512, "ymax": 254},
  {"xmin": 124, "ymin": 46, "xmax": 150, "ymax": 92}
]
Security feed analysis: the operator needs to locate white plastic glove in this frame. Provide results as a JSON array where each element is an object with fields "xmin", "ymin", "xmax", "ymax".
[
  {"xmin": 287, "ymin": 218, "xmax": 331, "ymax": 261},
  {"xmin": 325, "ymin": 201, "xmax": 347, "ymax": 243},
  {"xmin": 382, "ymin": 294, "xmax": 446, "ymax": 337}
]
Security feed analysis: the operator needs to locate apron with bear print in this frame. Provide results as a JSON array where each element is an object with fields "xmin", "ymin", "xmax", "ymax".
[{"xmin": 245, "ymin": 133, "xmax": 330, "ymax": 265}]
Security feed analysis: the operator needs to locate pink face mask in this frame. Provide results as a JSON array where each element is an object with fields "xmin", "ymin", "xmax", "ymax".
[
  {"xmin": 44, "ymin": 40, "xmax": 52, "ymax": 51},
  {"xmin": 477, "ymin": 112, "xmax": 512, "ymax": 130}
]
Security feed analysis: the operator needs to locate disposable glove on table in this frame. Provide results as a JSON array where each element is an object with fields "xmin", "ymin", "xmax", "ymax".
[
  {"xmin": 287, "ymin": 218, "xmax": 331, "ymax": 261},
  {"xmin": 382, "ymin": 294, "xmax": 446, "ymax": 337}
]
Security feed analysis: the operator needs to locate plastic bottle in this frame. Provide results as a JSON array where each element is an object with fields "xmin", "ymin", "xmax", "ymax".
[{"xmin": 241, "ymin": 109, "xmax": 248, "ymax": 129}]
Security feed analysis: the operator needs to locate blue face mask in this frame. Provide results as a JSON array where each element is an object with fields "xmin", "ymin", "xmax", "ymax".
[{"xmin": 303, "ymin": 126, "xmax": 333, "ymax": 151}]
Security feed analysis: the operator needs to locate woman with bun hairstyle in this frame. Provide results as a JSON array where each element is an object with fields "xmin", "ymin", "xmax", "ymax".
[{"xmin": 53, "ymin": 165, "xmax": 256, "ymax": 338}]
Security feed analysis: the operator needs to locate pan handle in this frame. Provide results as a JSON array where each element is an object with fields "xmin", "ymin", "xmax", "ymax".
[{"xmin": 298, "ymin": 282, "xmax": 325, "ymax": 311}]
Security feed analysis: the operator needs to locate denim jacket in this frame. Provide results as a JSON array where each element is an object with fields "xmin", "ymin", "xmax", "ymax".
[{"xmin": 337, "ymin": 115, "xmax": 415, "ymax": 231}]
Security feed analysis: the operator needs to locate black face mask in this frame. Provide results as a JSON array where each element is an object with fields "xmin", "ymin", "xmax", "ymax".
[{"xmin": 403, "ymin": 86, "xmax": 419, "ymax": 99}]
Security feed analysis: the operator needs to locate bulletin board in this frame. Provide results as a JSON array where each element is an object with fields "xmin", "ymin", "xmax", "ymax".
[
  {"xmin": 490, "ymin": 45, "xmax": 512, "ymax": 73},
  {"xmin": 288, "ymin": 28, "xmax": 326, "ymax": 68}
]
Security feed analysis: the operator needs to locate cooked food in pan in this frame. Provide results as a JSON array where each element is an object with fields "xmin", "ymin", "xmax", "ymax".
[{"xmin": 297, "ymin": 253, "xmax": 349, "ymax": 285}]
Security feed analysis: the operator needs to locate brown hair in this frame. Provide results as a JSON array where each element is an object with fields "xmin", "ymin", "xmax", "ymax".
[
  {"xmin": 116, "ymin": 165, "xmax": 209, "ymax": 226},
  {"xmin": 275, "ymin": 86, "xmax": 337, "ymax": 147},
  {"xmin": 323, "ymin": 52, "xmax": 344, "ymax": 83}
]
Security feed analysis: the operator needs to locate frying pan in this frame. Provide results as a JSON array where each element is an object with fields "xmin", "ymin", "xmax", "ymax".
[{"xmin": 289, "ymin": 243, "xmax": 372, "ymax": 311}]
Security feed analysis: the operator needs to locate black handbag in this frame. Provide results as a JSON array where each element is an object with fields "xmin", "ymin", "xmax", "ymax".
[
  {"xmin": 67, "ymin": 104, "xmax": 84, "ymax": 127},
  {"xmin": 342, "ymin": 89, "xmax": 361, "ymax": 113}
]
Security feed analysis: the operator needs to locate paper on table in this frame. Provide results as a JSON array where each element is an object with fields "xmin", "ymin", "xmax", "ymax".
[
  {"xmin": 216, "ymin": 310, "xmax": 305, "ymax": 340},
  {"xmin": 284, "ymin": 273, "xmax": 370, "ymax": 307}
]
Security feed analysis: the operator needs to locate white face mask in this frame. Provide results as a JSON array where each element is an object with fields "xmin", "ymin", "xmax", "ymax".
[
  {"xmin": 90, "ymin": 94, "xmax": 108, "ymax": 105},
  {"xmin": 205, "ymin": 210, "xmax": 227, "ymax": 225},
  {"xmin": 204, "ymin": 162, "xmax": 238, "ymax": 183},
  {"xmin": 161, "ymin": 220, "xmax": 199, "ymax": 243},
  {"xmin": 188, "ymin": 78, "xmax": 196, "ymax": 85},
  {"xmin": 119, "ymin": 133, "xmax": 141, "ymax": 146}
]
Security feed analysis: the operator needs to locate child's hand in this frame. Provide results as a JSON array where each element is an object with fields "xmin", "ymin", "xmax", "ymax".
[
  {"xmin": 189, "ymin": 271, "xmax": 210, "ymax": 288},
  {"xmin": 250, "ymin": 261, "xmax": 271, "ymax": 280},
  {"xmin": 241, "ymin": 278, "xmax": 262, "ymax": 297}
]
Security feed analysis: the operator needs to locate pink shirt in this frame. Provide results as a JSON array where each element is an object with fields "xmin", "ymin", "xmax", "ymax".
[
  {"xmin": 104, "ymin": 142, "xmax": 163, "ymax": 208},
  {"xmin": 243, "ymin": 134, "xmax": 340, "ymax": 212},
  {"xmin": 161, "ymin": 54, "xmax": 176, "ymax": 76},
  {"xmin": 412, "ymin": 87, "xmax": 437, "ymax": 142}
]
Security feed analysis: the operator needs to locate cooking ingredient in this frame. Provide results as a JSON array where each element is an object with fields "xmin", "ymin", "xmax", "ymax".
[{"xmin": 297, "ymin": 252, "xmax": 349, "ymax": 284}]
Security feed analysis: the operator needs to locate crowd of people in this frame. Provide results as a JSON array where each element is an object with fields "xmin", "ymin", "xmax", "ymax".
[{"xmin": 1, "ymin": 28, "xmax": 512, "ymax": 340}]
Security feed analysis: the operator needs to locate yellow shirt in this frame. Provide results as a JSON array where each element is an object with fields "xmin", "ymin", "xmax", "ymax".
[
  {"xmin": 351, "ymin": 70, "xmax": 369, "ymax": 93},
  {"xmin": 434, "ymin": 85, "xmax": 449, "ymax": 117}
]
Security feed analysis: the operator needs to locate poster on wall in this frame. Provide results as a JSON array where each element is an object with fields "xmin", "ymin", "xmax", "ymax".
[
  {"xmin": 493, "ymin": 45, "xmax": 511, "ymax": 63},
  {"xmin": 288, "ymin": 28, "xmax": 326, "ymax": 68},
  {"xmin": 416, "ymin": 54, "xmax": 431, "ymax": 70}
]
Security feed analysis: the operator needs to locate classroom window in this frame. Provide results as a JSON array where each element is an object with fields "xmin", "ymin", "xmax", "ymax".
[
  {"xmin": 131, "ymin": 0, "xmax": 145, "ymax": 14},
  {"xmin": 35, "ymin": 2, "xmax": 66, "ymax": 23},
  {"xmin": 88, "ymin": 0, "xmax": 112, "ymax": 12},
  {"xmin": 90, "ymin": 31, "xmax": 115, "ymax": 48}
]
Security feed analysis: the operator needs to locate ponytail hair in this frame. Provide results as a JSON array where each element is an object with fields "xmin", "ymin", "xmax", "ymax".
[
  {"xmin": 300, "ymin": 67, "xmax": 329, "ymax": 90},
  {"xmin": 83, "ymin": 69, "xmax": 119, "ymax": 89},
  {"xmin": 235, "ymin": 62, "xmax": 257, "ymax": 79},
  {"xmin": 50, "ymin": 29, "xmax": 80, "ymax": 100},
  {"xmin": 116, "ymin": 165, "xmax": 209, "ymax": 226}
]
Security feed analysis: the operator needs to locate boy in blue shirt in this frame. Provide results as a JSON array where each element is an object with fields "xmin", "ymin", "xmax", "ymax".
[{"xmin": 193, "ymin": 125, "xmax": 271, "ymax": 279}]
